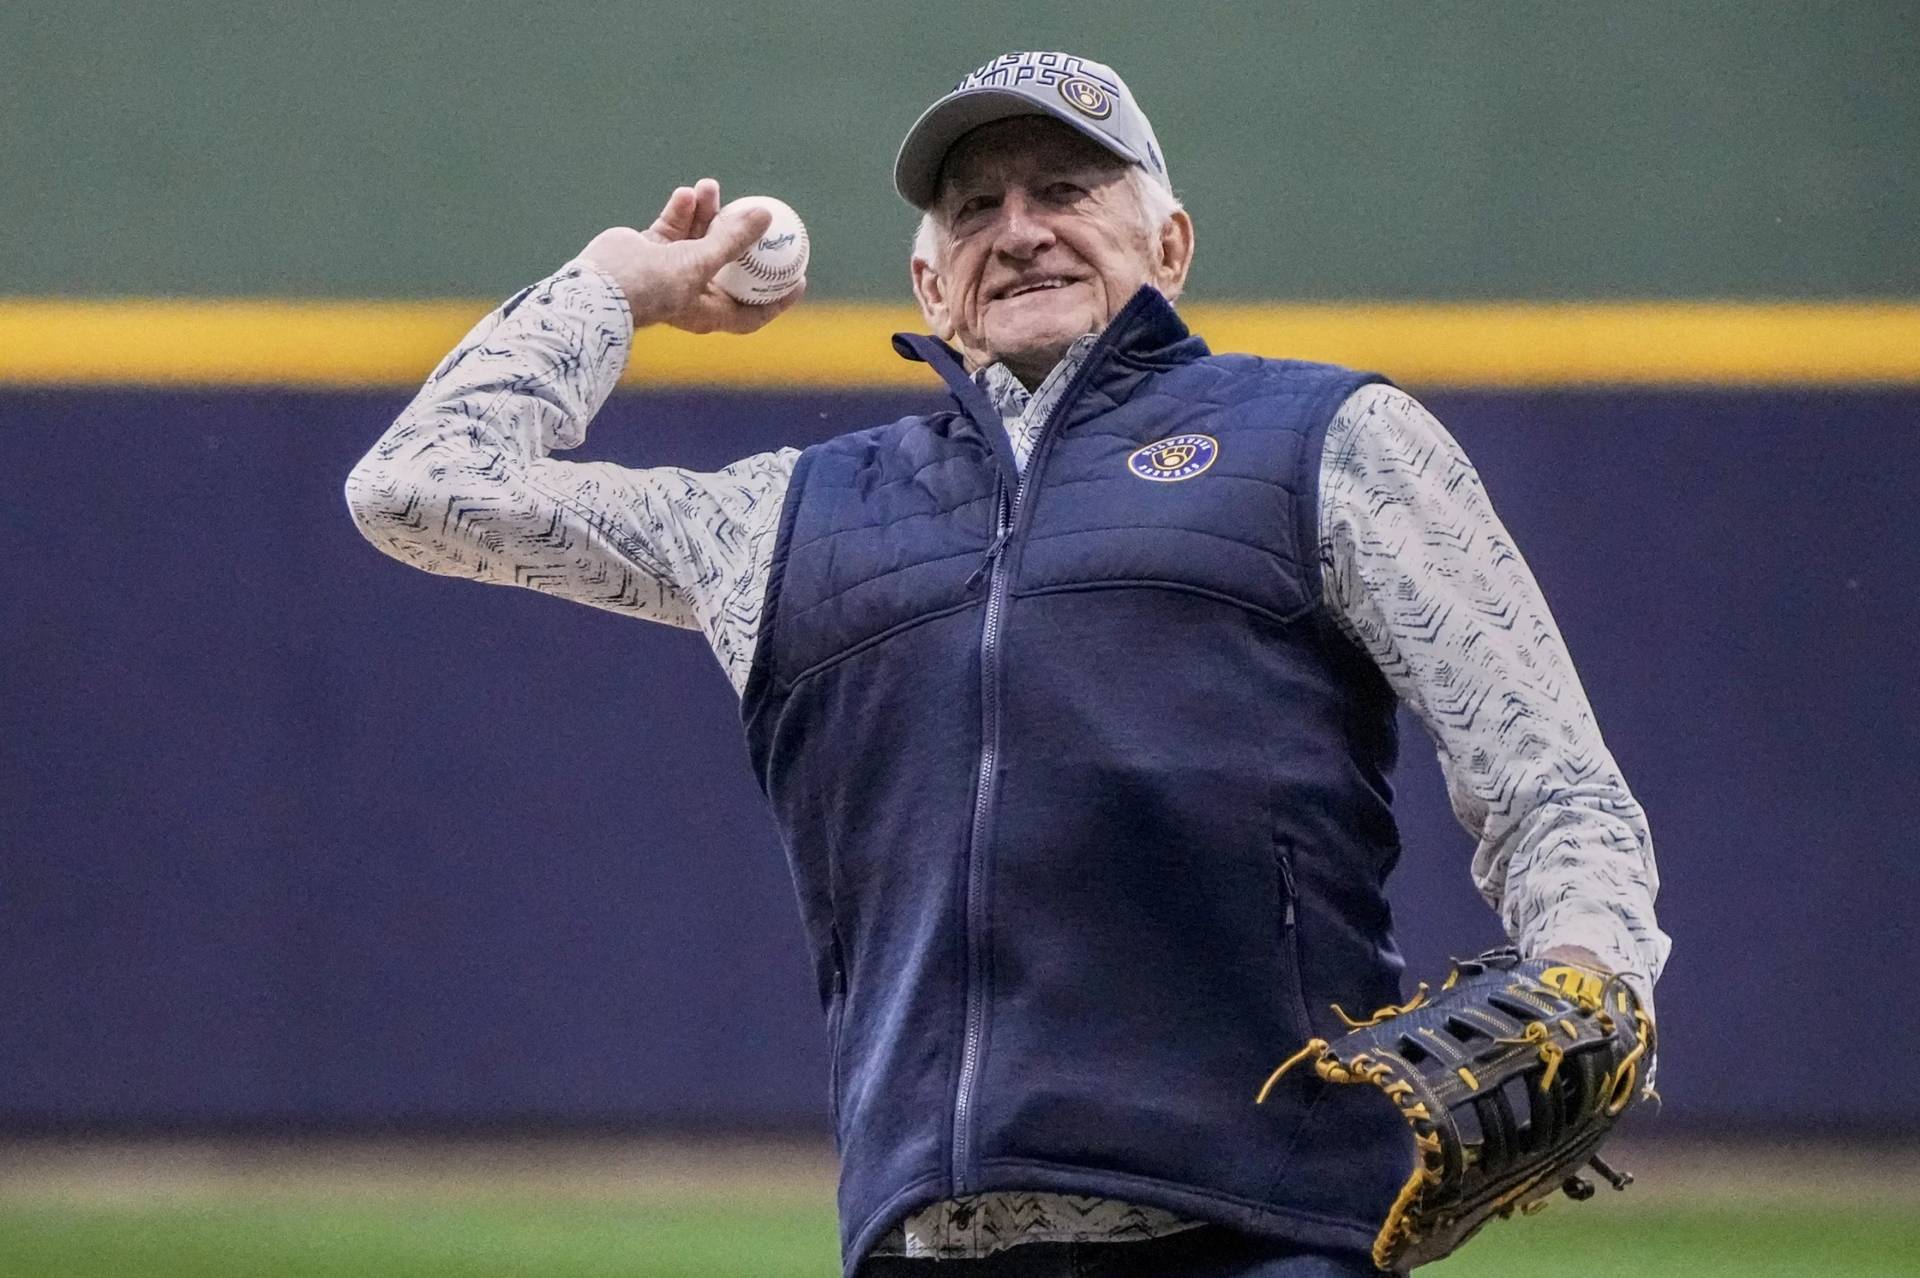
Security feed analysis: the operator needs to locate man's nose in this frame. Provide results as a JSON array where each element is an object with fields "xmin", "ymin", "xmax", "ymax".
[{"xmin": 991, "ymin": 192, "xmax": 1054, "ymax": 259}]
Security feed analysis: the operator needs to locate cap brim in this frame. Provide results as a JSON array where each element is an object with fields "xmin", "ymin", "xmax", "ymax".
[{"xmin": 892, "ymin": 86, "xmax": 1146, "ymax": 209}]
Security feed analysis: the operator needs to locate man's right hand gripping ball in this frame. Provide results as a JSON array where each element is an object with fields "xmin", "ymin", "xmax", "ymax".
[{"xmin": 580, "ymin": 177, "xmax": 804, "ymax": 333}]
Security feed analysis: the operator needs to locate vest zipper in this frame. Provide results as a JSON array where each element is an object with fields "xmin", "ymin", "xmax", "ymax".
[
  {"xmin": 950, "ymin": 332, "xmax": 1126, "ymax": 1192},
  {"xmin": 953, "ymin": 479, "xmax": 1011, "ymax": 1189},
  {"xmin": 964, "ymin": 524, "xmax": 1012, "ymax": 593}
]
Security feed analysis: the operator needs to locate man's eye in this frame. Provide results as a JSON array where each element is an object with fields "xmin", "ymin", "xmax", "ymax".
[
  {"xmin": 957, "ymin": 196, "xmax": 996, "ymax": 218},
  {"xmin": 1045, "ymin": 183, "xmax": 1086, "ymax": 201}
]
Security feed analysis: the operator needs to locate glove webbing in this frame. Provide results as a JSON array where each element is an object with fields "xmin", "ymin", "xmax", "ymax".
[{"xmin": 1255, "ymin": 961, "xmax": 1653, "ymax": 1271}]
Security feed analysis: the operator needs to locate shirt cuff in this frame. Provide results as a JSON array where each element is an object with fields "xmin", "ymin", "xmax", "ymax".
[
  {"xmin": 1524, "ymin": 904, "xmax": 1661, "ymax": 1023},
  {"xmin": 560, "ymin": 257, "xmax": 634, "ymax": 326}
]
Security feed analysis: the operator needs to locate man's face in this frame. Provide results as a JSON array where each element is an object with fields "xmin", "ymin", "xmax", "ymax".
[{"xmin": 911, "ymin": 117, "xmax": 1193, "ymax": 385}]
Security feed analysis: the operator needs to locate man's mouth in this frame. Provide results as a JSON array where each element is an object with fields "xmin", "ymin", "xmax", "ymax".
[{"xmin": 992, "ymin": 276, "xmax": 1080, "ymax": 301}]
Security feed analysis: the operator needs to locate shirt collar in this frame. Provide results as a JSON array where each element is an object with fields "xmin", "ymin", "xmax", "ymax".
[{"xmin": 975, "ymin": 333, "xmax": 1101, "ymax": 422}]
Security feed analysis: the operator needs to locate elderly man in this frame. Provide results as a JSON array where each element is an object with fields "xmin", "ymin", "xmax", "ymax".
[{"xmin": 346, "ymin": 51, "xmax": 1665, "ymax": 1278}]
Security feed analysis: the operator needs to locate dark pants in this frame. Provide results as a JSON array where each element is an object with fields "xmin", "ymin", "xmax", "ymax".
[{"xmin": 860, "ymin": 1226, "xmax": 1378, "ymax": 1278}]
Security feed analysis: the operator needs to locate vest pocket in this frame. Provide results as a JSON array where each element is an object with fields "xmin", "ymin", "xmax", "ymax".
[
  {"xmin": 1272, "ymin": 838, "xmax": 1314, "ymax": 1039},
  {"xmin": 825, "ymin": 924, "xmax": 848, "ymax": 1137}
]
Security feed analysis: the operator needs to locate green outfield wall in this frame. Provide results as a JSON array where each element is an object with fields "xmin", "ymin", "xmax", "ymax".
[{"xmin": 6, "ymin": 0, "xmax": 1914, "ymax": 301}]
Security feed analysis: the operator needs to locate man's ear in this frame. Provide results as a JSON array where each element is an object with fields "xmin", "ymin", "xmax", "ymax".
[
  {"xmin": 911, "ymin": 253, "xmax": 956, "ymax": 340},
  {"xmin": 1153, "ymin": 209, "xmax": 1195, "ymax": 305}
]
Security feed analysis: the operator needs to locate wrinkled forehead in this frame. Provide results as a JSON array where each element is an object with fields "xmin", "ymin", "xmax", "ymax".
[{"xmin": 935, "ymin": 116, "xmax": 1130, "ymax": 199}]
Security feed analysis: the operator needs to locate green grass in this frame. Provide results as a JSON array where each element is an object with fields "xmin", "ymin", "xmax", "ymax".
[
  {"xmin": 1424, "ymin": 1204, "xmax": 1920, "ymax": 1278},
  {"xmin": 0, "ymin": 1202, "xmax": 837, "ymax": 1278},
  {"xmin": 0, "ymin": 1200, "xmax": 1914, "ymax": 1278}
]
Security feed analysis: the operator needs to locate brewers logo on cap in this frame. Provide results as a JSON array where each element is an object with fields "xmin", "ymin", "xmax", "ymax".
[
  {"xmin": 1127, "ymin": 434, "xmax": 1219, "ymax": 482},
  {"xmin": 1058, "ymin": 75, "xmax": 1114, "ymax": 119}
]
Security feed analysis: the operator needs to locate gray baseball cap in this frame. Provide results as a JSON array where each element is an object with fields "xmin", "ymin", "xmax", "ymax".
[{"xmin": 893, "ymin": 51, "xmax": 1171, "ymax": 209}]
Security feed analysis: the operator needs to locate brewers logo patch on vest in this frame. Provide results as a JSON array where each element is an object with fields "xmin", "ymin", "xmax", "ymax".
[{"xmin": 1127, "ymin": 433, "xmax": 1219, "ymax": 482}]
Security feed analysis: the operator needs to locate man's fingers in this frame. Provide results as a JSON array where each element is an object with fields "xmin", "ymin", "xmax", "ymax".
[
  {"xmin": 751, "ymin": 279, "xmax": 807, "ymax": 324},
  {"xmin": 687, "ymin": 178, "xmax": 722, "ymax": 238},
  {"xmin": 721, "ymin": 280, "xmax": 807, "ymax": 333},
  {"xmin": 644, "ymin": 186, "xmax": 698, "ymax": 242},
  {"xmin": 602, "ymin": 178, "xmax": 798, "ymax": 331},
  {"xmin": 685, "ymin": 278, "xmax": 806, "ymax": 335},
  {"xmin": 694, "ymin": 204, "xmax": 776, "ymax": 274}
]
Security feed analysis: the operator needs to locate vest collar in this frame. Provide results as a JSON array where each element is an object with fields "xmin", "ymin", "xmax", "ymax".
[{"xmin": 891, "ymin": 285, "xmax": 1208, "ymax": 438}]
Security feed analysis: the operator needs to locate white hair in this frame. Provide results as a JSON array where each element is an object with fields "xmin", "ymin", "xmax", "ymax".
[{"xmin": 911, "ymin": 165, "xmax": 1184, "ymax": 269}]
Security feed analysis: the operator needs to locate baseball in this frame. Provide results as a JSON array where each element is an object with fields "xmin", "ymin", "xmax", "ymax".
[{"xmin": 713, "ymin": 196, "xmax": 809, "ymax": 305}]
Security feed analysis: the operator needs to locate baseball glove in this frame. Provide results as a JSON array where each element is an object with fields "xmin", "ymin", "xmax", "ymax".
[{"xmin": 1257, "ymin": 949, "xmax": 1654, "ymax": 1272}]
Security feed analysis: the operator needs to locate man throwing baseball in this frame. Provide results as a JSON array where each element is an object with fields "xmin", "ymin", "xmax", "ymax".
[{"xmin": 347, "ymin": 51, "xmax": 1667, "ymax": 1277}]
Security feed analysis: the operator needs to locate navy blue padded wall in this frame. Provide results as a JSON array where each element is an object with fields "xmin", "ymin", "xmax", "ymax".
[{"xmin": 2, "ymin": 385, "xmax": 1914, "ymax": 1128}]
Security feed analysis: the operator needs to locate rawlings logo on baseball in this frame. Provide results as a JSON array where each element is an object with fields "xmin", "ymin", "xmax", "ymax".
[{"xmin": 714, "ymin": 196, "xmax": 810, "ymax": 304}]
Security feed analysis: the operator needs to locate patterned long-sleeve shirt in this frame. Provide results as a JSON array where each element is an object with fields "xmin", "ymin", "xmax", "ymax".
[{"xmin": 344, "ymin": 262, "xmax": 1669, "ymax": 1261}]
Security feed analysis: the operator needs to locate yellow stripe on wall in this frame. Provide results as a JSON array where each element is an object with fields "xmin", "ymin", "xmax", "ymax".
[{"xmin": 2, "ymin": 298, "xmax": 1918, "ymax": 388}]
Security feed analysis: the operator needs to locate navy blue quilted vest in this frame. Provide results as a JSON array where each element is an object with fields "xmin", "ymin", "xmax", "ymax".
[{"xmin": 742, "ymin": 288, "xmax": 1411, "ymax": 1275}]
